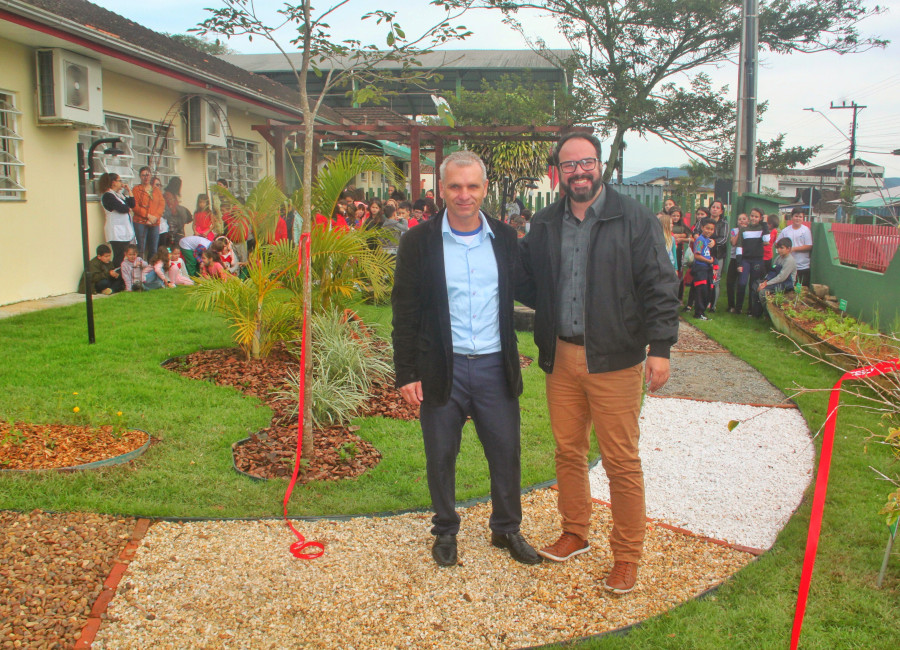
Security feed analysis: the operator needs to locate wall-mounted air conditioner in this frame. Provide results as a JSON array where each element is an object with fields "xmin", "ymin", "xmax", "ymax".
[
  {"xmin": 185, "ymin": 96, "xmax": 228, "ymax": 148},
  {"xmin": 35, "ymin": 48, "xmax": 104, "ymax": 127}
]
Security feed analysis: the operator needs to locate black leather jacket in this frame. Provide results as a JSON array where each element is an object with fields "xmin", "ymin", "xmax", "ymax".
[
  {"xmin": 516, "ymin": 186, "xmax": 680, "ymax": 374},
  {"xmin": 391, "ymin": 211, "xmax": 523, "ymax": 405}
]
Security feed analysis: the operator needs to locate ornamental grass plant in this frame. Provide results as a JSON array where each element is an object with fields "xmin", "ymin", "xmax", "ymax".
[{"xmin": 280, "ymin": 309, "xmax": 393, "ymax": 428}]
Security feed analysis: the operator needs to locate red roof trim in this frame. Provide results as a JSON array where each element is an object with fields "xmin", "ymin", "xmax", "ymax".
[{"xmin": 0, "ymin": 8, "xmax": 303, "ymax": 120}]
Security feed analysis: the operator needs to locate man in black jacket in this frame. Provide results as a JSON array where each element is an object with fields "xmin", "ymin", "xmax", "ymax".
[
  {"xmin": 391, "ymin": 151, "xmax": 541, "ymax": 568},
  {"xmin": 516, "ymin": 133, "xmax": 679, "ymax": 593}
]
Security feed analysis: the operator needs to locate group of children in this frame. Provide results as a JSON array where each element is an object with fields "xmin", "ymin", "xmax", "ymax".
[
  {"xmin": 658, "ymin": 202, "xmax": 799, "ymax": 322},
  {"xmin": 80, "ymin": 234, "xmax": 239, "ymax": 295}
]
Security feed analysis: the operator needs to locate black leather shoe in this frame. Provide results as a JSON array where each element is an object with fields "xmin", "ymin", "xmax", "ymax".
[
  {"xmin": 491, "ymin": 532, "xmax": 543, "ymax": 565},
  {"xmin": 432, "ymin": 534, "xmax": 457, "ymax": 566}
]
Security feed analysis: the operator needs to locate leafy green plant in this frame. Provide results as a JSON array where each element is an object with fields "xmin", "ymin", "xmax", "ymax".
[
  {"xmin": 189, "ymin": 241, "xmax": 299, "ymax": 359},
  {"xmin": 2, "ymin": 421, "xmax": 24, "ymax": 446},
  {"xmin": 338, "ymin": 441, "xmax": 359, "ymax": 463},
  {"xmin": 279, "ymin": 310, "xmax": 393, "ymax": 428}
]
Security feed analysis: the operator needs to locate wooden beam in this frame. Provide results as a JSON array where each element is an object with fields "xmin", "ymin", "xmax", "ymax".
[
  {"xmin": 433, "ymin": 136, "xmax": 444, "ymax": 210},
  {"xmin": 410, "ymin": 125, "xmax": 421, "ymax": 201},
  {"xmin": 273, "ymin": 127, "xmax": 286, "ymax": 191},
  {"xmin": 251, "ymin": 125, "xmax": 278, "ymax": 149}
]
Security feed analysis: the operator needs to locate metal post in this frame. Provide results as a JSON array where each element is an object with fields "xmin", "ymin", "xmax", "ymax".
[
  {"xmin": 733, "ymin": 0, "xmax": 758, "ymax": 198},
  {"xmin": 830, "ymin": 101, "xmax": 866, "ymax": 223},
  {"xmin": 78, "ymin": 142, "xmax": 95, "ymax": 344}
]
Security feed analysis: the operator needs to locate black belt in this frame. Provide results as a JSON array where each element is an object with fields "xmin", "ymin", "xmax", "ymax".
[
  {"xmin": 453, "ymin": 352, "xmax": 497, "ymax": 359},
  {"xmin": 558, "ymin": 335, "xmax": 585, "ymax": 346}
]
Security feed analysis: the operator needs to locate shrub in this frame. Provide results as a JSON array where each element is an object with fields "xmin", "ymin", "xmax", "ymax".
[{"xmin": 280, "ymin": 310, "xmax": 393, "ymax": 428}]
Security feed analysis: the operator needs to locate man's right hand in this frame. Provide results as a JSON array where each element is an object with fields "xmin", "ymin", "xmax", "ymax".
[{"xmin": 399, "ymin": 381, "xmax": 423, "ymax": 406}]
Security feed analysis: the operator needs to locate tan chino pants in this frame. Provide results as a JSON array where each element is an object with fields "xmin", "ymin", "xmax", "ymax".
[{"xmin": 546, "ymin": 339, "xmax": 645, "ymax": 563}]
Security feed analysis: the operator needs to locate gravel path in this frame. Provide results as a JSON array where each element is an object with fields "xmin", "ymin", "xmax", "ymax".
[
  {"xmin": 94, "ymin": 490, "xmax": 751, "ymax": 649},
  {"xmin": 590, "ymin": 397, "xmax": 813, "ymax": 550},
  {"xmin": 0, "ymin": 511, "xmax": 134, "ymax": 648}
]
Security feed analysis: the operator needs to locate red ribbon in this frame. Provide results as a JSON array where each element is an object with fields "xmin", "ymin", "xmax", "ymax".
[
  {"xmin": 790, "ymin": 357, "xmax": 899, "ymax": 649},
  {"xmin": 282, "ymin": 232, "xmax": 324, "ymax": 560}
]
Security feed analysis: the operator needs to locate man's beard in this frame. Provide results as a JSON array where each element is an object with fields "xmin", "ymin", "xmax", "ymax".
[{"xmin": 561, "ymin": 174, "xmax": 602, "ymax": 203}]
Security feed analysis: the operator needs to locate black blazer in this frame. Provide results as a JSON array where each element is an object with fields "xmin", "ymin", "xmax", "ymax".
[{"xmin": 391, "ymin": 211, "xmax": 523, "ymax": 406}]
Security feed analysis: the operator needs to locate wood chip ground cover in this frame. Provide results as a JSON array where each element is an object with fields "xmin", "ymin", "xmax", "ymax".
[
  {"xmin": 94, "ymin": 489, "xmax": 752, "ymax": 649},
  {"xmin": 0, "ymin": 423, "xmax": 147, "ymax": 471}
]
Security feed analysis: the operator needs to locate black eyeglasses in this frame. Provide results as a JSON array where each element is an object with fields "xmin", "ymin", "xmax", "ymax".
[{"xmin": 558, "ymin": 157, "xmax": 598, "ymax": 173}]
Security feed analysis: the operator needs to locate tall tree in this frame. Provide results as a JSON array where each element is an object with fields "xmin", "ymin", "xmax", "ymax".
[
  {"xmin": 467, "ymin": 0, "xmax": 886, "ymax": 181},
  {"xmin": 196, "ymin": 0, "xmax": 471, "ymax": 457}
]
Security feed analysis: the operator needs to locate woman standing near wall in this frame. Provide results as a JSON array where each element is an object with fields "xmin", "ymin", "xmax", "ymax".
[
  {"xmin": 132, "ymin": 166, "xmax": 164, "ymax": 259},
  {"xmin": 99, "ymin": 172, "xmax": 135, "ymax": 269},
  {"xmin": 162, "ymin": 177, "xmax": 191, "ymax": 247}
]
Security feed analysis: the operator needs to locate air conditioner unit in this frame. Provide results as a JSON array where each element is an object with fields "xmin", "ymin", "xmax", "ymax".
[
  {"xmin": 185, "ymin": 96, "xmax": 228, "ymax": 148},
  {"xmin": 35, "ymin": 48, "xmax": 104, "ymax": 126}
]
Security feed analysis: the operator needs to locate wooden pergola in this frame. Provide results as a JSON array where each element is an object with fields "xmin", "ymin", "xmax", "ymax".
[{"xmin": 251, "ymin": 112, "xmax": 593, "ymax": 203}]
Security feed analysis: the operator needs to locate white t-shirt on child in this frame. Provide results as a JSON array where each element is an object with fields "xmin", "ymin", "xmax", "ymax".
[{"xmin": 782, "ymin": 224, "xmax": 812, "ymax": 270}]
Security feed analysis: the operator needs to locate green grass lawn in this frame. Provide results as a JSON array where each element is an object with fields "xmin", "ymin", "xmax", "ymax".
[
  {"xmin": 2, "ymin": 293, "xmax": 897, "ymax": 647},
  {"xmin": 0, "ymin": 289, "xmax": 570, "ymax": 517},
  {"xmin": 577, "ymin": 311, "xmax": 898, "ymax": 649}
]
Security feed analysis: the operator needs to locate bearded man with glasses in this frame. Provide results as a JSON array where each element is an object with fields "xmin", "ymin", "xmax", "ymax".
[{"xmin": 515, "ymin": 132, "xmax": 679, "ymax": 594}]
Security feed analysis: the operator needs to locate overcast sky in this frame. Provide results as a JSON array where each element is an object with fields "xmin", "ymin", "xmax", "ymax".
[{"xmin": 93, "ymin": 0, "xmax": 900, "ymax": 179}]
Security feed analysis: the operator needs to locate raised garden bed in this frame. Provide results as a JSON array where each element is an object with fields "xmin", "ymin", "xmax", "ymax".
[{"xmin": 766, "ymin": 291, "xmax": 899, "ymax": 376}]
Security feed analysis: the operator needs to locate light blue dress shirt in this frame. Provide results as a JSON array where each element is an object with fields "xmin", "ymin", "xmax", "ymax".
[{"xmin": 441, "ymin": 211, "xmax": 501, "ymax": 355}]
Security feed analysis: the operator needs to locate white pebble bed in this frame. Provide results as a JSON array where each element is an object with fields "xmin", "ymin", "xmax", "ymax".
[{"xmin": 589, "ymin": 396, "xmax": 814, "ymax": 550}]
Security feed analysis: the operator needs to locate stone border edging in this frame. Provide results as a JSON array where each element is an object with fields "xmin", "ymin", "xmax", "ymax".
[
  {"xmin": 650, "ymin": 394, "xmax": 798, "ymax": 409},
  {"xmin": 74, "ymin": 518, "xmax": 152, "ymax": 649},
  {"xmin": 0, "ymin": 430, "xmax": 151, "ymax": 473}
]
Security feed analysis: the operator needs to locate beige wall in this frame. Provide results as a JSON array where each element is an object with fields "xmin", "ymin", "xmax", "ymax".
[{"xmin": 0, "ymin": 36, "xmax": 274, "ymax": 306}]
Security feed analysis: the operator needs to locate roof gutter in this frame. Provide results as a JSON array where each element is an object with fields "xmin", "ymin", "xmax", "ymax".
[{"xmin": 1, "ymin": 1, "xmax": 312, "ymax": 121}]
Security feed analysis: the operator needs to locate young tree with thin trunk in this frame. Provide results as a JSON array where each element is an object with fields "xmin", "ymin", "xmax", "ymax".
[{"xmin": 196, "ymin": 0, "xmax": 472, "ymax": 457}]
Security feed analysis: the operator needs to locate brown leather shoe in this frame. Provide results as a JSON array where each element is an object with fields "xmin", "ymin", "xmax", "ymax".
[
  {"xmin": 603, "ymin": 561, "xmax": 638, "ymax": 594},
  {"xmin": 537, "ymin": 532, "xmax": 590, "ymax": 562}
]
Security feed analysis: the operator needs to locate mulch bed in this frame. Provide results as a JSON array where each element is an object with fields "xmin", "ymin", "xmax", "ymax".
[
  {"xmin": 162, "ymin": 346, "xmax": 535, "ymax": 481},
  {"xmin": 0, "ymin": 422, "xmax": 148, "ymax": 471}
]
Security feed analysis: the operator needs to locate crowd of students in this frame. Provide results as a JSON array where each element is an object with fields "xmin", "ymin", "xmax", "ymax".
[
  {"xmin": 82, "ymin": 177, "xmax": 478, "ymax": 294},
  {"xmin": 656, "ymin": 200, "xmax": 813, "ymax": 321}
]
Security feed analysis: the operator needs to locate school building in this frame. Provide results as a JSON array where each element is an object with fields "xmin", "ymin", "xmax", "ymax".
[{"xmin": 0, "ymin": 0, "xmax": 334, "ymax": 306}]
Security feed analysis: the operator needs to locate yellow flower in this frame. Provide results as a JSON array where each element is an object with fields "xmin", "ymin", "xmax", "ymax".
[
  {"xmin": 73, "ymin": 406, "xmax": 80, "ymax": 413},
  {"xmin": 117, "ymin": 411, "xmax": 123, "ymax": 417},
  {"xmin": 73, "ymin": 392, "xmax": 78, "ymax": 395}
]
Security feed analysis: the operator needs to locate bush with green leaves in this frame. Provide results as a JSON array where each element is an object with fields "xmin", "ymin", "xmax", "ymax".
[{"xmin": 280, "ymin": 310, "xmax": 393, "ymax": 428}]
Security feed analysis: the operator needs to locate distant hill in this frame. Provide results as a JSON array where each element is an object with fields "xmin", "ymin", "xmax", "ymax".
[
  {"xmin": 883, "ymin": 177, "xmax": 900, "ymax": 189},
  {"xmin": 622, "ymin": 167, "xmax": 687, "ymax": 185}
]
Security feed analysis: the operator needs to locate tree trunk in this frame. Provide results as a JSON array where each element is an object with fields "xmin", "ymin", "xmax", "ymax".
[
  {"xmin": 299, "ymin": 0, "xmax": 315, "ymax": 460},
  {"xmin": 604, "ymin": 128, "xmax": 627, "ymax": 183}
]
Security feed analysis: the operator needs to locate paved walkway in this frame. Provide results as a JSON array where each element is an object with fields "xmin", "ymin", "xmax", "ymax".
[{"xmin": 0, "ymin": 292, "xmax": 109, "ymax": 320}]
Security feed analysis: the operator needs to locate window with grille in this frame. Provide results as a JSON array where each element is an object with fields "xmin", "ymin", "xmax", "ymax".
[
  {"xmin": 0, "ymin": 92, "xmax": 25, "ymax": 200},
  {"xmin": 207, "ymin": 138, "xmax": 262, "ymax": 200},
  {"xmin": 79, "ymin": 113, "xmax": 179, "ymax": 195}
]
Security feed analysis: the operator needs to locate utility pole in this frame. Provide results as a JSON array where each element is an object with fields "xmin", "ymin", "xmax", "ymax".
[
  {"xmin": 830, "ymin": 100, "xmax": 866, "ymax": 222},
  {"xmin": 733, "ymin": 0, "xmax": 759, "ymax": 199}
]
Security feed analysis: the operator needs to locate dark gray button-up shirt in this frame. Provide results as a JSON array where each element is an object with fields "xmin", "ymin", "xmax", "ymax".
[{"xmin": 557, "ymin": 186, "xmax": 607, "ymax": 337}]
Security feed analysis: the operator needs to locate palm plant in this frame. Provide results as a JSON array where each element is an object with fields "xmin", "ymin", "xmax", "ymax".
[
  {"xmin": 189, "ymin": 240, "xmax": 298, "ymax": 360},
  {"xmin": 289, "ymin": 150, "xmax": 403, "ymax": 456},
  {"xmin": 289, "ymin": 149, "xmax": 404, "ymax": 226},
  {"xmin": 211, "ymin": 175, "xmax": 287, "ymax": 244}
]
